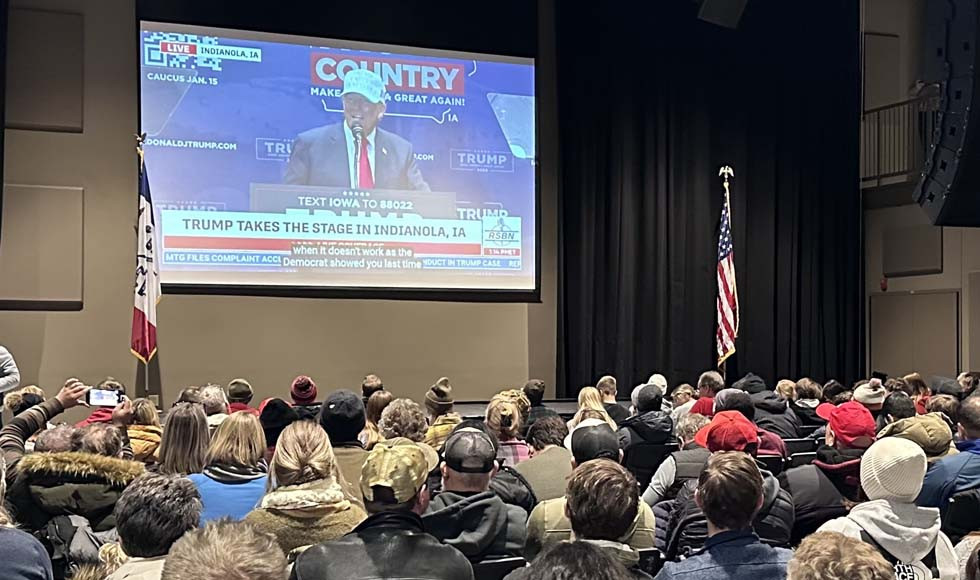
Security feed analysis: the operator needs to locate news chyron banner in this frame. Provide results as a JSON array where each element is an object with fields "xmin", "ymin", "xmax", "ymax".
[{"xmin": 139, "ymin": 22, "xmax": 535, "ymax": 292}]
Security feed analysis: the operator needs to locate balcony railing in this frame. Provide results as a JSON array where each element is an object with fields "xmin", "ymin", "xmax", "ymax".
[{"xmin": 861, "ymin": 96, "xmax": 940, "ymax": 187}]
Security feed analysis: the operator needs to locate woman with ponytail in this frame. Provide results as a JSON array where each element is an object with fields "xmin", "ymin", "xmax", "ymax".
[
  {"xmin": 245, "ymin": 420, "xmax": 366, "ymax": 553},
  {"xmin": 486, "ymin": 395, "xmax": 531, "ymax": 467}
]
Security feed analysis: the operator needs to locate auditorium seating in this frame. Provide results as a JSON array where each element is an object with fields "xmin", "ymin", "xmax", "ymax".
[
  {"xmin": 787, "ymin": 451, "xmax": 817, "ymax": 469},
  {"xmin": 756, "ymin": 454, "xmax": 784, "ymax": 475},
  {"xmin": 784, "ymin": 438, "xmax": 819, "ymax": 456},
  {"xmin": 623, "ymin": 442, "xmax": 679, "ymax": 490}
]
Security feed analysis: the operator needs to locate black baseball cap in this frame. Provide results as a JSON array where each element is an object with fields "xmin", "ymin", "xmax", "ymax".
[
  {"xmin": 443, "ymin": 428, "xmax": 497, "ymax": 473},
  {"xmin": 319, "ymin": 389, "xmax": 366, "ymax": 443},
  {"xmin": 570, "ymin": 424, "xmax": 620, "ymax": 464}
]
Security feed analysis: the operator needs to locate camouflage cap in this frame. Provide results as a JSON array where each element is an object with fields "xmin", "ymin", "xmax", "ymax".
[{"xmin": 360, "ymin": 439, "xmax": 430, "ymax": 503}]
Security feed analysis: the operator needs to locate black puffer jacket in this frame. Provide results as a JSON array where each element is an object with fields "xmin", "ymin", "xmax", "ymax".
[
  {"xmin": 292, "ymin": 511, "xmax": 474, "ymax": 580},
  {"xmin": 779, "ymin": 462, "xmax": 848, "ymax": 544},
  {"xmin": 665, "ymin": 466, "xmax": 794, "ymax": 561},
  {"xmin": 617, "ymin": 410, "xmax": 673, "ymax": 452},
  {"xmin": 751, "ymin": 391, "xmax": 801, "ymax": 440}
]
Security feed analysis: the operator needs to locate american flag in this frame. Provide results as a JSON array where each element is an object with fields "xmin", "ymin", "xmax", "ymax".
[
  {"xmin": 716, "ymin": 174, "xmax": 739, "ymax": 366},
  {"xmin": 131, "ymin": 159, "xmax": 161, "ymax": 363}
]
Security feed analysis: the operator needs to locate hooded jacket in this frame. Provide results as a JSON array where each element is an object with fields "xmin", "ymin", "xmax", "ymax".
[
  {"xmin": 666, "ymin": 467, "xmax": 794, "ymax": 560},
  {"xmin": 818, "ymin": 499, "xmax": 958, "ymax": 580},
  {"xmin": 422, "ymin": 490, "xmax": 526, "ymax": 561},
  {"xmin": 791, "ymin": 399, "xmax": 826, "ymax": 426},
  {"xmin": 291, "ymin": 511, "xmax": 474, "ymax": 580},
  {"xmin": 617, "ymin": 410, "xmax": 673, "ymax": 452},
  {"xmin": 879, "ymin": 413, "xmax": 957, "ymax": 462},
  {"xmin": 245, "ymin": 478, "xmax": 367, "ymax": 553},
  {"xmin": 750, "ymin": 391, "xmax": 801, "ymax": 440},
  {"xmin": 6, "ymin": 451, "xmax": 144, "ymax": 533}
]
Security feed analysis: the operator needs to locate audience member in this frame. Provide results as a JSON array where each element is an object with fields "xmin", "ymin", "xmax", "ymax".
[
  {"xmin": 690, "ymin": 371, "xmax": 724, "ymax": 418},
  {"xmin": 522, "ymin": 379, "xmax": 559, "ymax": 434},
  {"xmin": 379, "ymin": 397, "xmax": 428, "ymax": 442},
  {"xmin": 968, "ymin": 541, "xmax": 980, "ymax": 580},
  {"xmin": 321, "ymin": 390, "xmax": 368, "ymax": 504},
  {"xmin": 956, "ymin": 533, "xmax": 980, "ymax": 580},
  {"xmin": 504, "ymin": 541, "xmax": 635, "ymax": 580},
  {"xmin": 360, "ymin": 374, "xmax": 384, "ymax": 407},
  {"xmin": 1, "ymin": 379, "xmax": 88, "ymax": 480},
  {"xmin": 525, "ymin": 422, "xmax": 656, "ymax": 561},
  {"xmin": 486, "ymin": 397, "xmax": 531, "ymax": 466},
  {"xmin": 905, "ymin": 372, "xmax": 933, "ymax": 414},
  {"xmin": 775, "ymin": 379, "xmax": 796, "ymax": 401},
  {"xmin": 290, "ymin": 375, "xmax": 321, "ymax": 421},
  {"xmin": 245, "ymin": 421, "xmax": 366, "ymax": 553},
  {"xmin": 669, "ymin": 384, "xmax": 696, "ymax": 425},
  {"xmin": 258, "ymin": 398, "xmax": 298, "ymax": 460},
  {"xmin": 821, "ymin": 380, "xmax": 846, "ymax": 402},
  {"xmin": 712, "ymin": 389, "xmax": 787, "ymax": 457},
  {"xmin": 227, "ymin": 378, "xmax": 260, "ymax": 416},
  {"xmin": 563, "ymin": 460, "xmax": 654, "ymax": 578},
  {"xmin": 423, "ymin": 428, "xmax": 526, "ymax": 560},
  {"xmin": 567, "ymin": 386, "xmax": 617, "ymax": 430},
  {"xmin": 128, "ymin": 397, "xmax": 162, "ymax": 465},
  {"xmin": 918, "ymin": 396, "xmax": 980, "ymax": 509},
  {"xmin": 618, "ymin": 384, "xmax": 672, "ymax": 453},
  {"xmin": 199, "ymin": 384, "xmax": 230, "ymax": 435},
  {"xmin": 642, "ymin": 413, "xmax": 710, "ymax": 506},
  {"xmin": 879, "ymin": 412, "xmax": 956, "ymax": 462},
  {"xmin": 514, "ymin": 416, "xmax": 572, "ymax": 502},
  {"xmin": 158, "ymin": 402, "xmax": 209, "ymax": 476},
  {"xmin": 959, "ymin": 371, "xmax": 980, "ymax": 399},
  {"xmin": 162, "ymin": 519, "xmax": 287, "ymax": 580},
  {"xmin": 885, "ymin": 376, "xmax": 914, "ymax": 396},
  {"xmin": 358, "ymin": 389, "xmax": 393, "ymax": 450},
  {"xmin": 787, "ymin": 531, "xmax": 893, "ymax": 580},
  {"xmin": 853, "ymin": 379, "xmax": 887, "ymax": 420},
  {"xmin": 4, "ymin": 385, "xmax": 45, "ymax": 417},
  {"xmin": 107, "ymin": 473, "xmax": 202, "ymax": 580},
  {"xmin": 598, "ymin": 375, "xmax": 629, "ymax": 424},
  {"xmin": 0, "ymin": 453, "xmax": 56, "ymax": 580},
  {"xmin": 292, "ymin": 441, "xmax": 474, "ymax": 580},
  {"xmin": 656, "ymin": 452, "xmax": 793, "ymax": 579},
  {"xmin": 447, "ymin": 420, "xmax": 537, "ymax": 513},
  {"xmin": 493, "ymin": 389, "xmax": 532, "ymax": 428},
  {"xmin": 422, "ymin": 377, "xmax": 461, "ymax": 451},
  {"xmin": 878, "ymin": 391, "xmax": 916, "ymax": 431},
  {"xmin": 818, "ymin": 437, "xmax": 958, "ymax": 579},
  {"xmin": 791, "ymin": 378, "xmax": 824, "ymax": 425},
  {"xmin": 780, "ymin": 400, "xmax": 876, "ymax": 543},
  {"xmin": 189, "ymin": 412, "xmax": 267, "ymax": 524},
  {"xmin": 171, "ymin": 386, "xmax": 202, "ymax": 407},
  {"xmin": 927, "ymin": 394, "xmax": 960, "ymax": 426},
  {"xmin": 76, "ymin": 377, "xmax": 127, "ymax": 427},
  {"xmin": 734, "ymin": 372, "xmax": 801, "ymax": 440},
  {"xmin": 666, "ymin": 412, "xmax": 794, "ymax": 560}
]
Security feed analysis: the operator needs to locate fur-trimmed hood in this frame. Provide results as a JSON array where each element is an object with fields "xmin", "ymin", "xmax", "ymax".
[{"xmin": 18, "ymin": 451, "xmax": 144, "ymax": 487}]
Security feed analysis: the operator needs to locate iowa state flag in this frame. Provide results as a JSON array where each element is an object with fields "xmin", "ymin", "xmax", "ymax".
[{"xmin": 131, "ymin": 163, "xmax": 161, "ymax": 362}]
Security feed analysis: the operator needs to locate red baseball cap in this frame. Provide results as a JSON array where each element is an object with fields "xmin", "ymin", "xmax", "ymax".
[
  {"xmin": 694, "ymin": 410, "xmax": 759, "ymax": 452},
  {"xmin": 816, "ymin": 401, "xmax": 876, "ymax": 449}
]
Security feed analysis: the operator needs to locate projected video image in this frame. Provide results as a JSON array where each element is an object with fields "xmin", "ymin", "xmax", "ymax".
[{"xmin": 140, "ymin": 22, "xmax": 536, "ymax": 292}]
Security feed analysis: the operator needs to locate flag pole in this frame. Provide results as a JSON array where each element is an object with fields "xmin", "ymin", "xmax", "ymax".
[{"xmin": 135, "ymin": 133, "xmax": 149, "ymax": 399}]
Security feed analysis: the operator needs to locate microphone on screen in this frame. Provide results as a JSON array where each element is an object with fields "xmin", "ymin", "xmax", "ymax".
[{"xmin": 351, "ymin": 123, "xmax": 363, "ymax": 143}]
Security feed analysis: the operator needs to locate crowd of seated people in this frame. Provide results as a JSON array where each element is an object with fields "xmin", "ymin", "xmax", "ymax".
[{"xmin": 2, "ymin": 369, "xmax": 980, "ymax": 579}]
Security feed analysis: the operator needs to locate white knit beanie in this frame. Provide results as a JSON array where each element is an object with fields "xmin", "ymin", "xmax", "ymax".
[{"xmin": 860, "ymin": 437, "xmax": 927, "ymax": 502}]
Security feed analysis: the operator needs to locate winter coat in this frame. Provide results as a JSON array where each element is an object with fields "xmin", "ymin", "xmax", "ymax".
[
  {"xmin": 7, "ymin": 452, "xmax": 144, "ymax": 533},
  {"xmin": 791, "ymin": 399, "xmax": 825, "ymax": 426},
  {"xmin": 779, "ymin": 448, "xmax": 856, "ymax": 544},
  {"xmin": 293, "ymin": 403, "xmax": 322, "ymax": 422},
  {"xmin": 818, "ymin": 499, "xmax": 958, "ymax": 580},
  {"xmin": 513, "ymin": 445, "xmax": 573, "ymax": 503},
  {"xmin": 332, "ymin": 444, "xmax": 368, "ymax": 505},
  {"xmin": 617, "ymin": 410, "xmax": 674, "ymax": 452},
  {"xmin": 489, "ymin": 465, "xmax": 538, "ymax": 513},
  {"xmin": 0, "ymin": 526, "xmax": 54, "ymax": 580},
  {"xmin": 291, "ymin": 511, "xmax": 474, "ymax": 580},
  {"xmin": 666, "ymin": 467, "xmax": 793, "ymax": 560},
  {"xmin": 127, "ymin": 425, "xmax": 162, "ymax": 464},
  {"xmin": 188, "ymin": 464, "xmax": 267, "ymax": 525},
  {"xmin": 524, "ymin": 496, "xmax": 656, "ymax": 561},
  {"xmin": 879, "ymin": 413, "xmax": 957, "ymax": 462},
  {"xmin": 504, "ymin": 539, "xmax": 653, "ymax": 580},
  {"xmin": 750, "ymin": 391, "xmax": 801, "ymax": 440},
  {"xmin": 105, "ymin": 556, "xmax": 166, "ymax": 580},
  {"xmin": 245, "ymin": 478, "xmax": 366, "ymax": 553},
  {"xmin": 918, "ymin": 438, "xmax": 980, "ymax": 510},
  {"xmin": 423, "ymin": 413, "xmax": 462, "ymax": 451},
  {"xmin": 653, "ymin": 499, "xmax": 675, "ymax": 551},
  {"xmin": 422, "ymin": 490, "xmax": 527, "ymax": 561}
]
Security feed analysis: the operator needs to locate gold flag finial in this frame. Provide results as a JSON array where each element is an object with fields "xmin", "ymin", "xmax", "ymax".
[
  {"xmin": 718, "ymin": 165, "xmax": 734, "ymax": 194},
  {"xmin": 135, "ymin": 133, "xmax": 147, "ymax": 163}
]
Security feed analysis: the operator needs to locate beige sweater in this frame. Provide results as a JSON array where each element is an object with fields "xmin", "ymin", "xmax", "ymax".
[{"xmin": 244, "ymin": 478, "xmax": 367, "ymax": 553}]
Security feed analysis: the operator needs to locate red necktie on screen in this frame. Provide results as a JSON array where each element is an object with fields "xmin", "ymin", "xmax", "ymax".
[{"xmin": 358, "ymin": 137, "xmax": 374, "ymax": 189}]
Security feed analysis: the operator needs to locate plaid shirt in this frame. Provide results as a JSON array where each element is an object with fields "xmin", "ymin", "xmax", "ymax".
[
  {"xmin": 423, "ymin": 413, "xmax": 462, "ymax": 452},
  {"xmin": 496, "ymin": 440, "xmax": 532, "ymax": 468}
]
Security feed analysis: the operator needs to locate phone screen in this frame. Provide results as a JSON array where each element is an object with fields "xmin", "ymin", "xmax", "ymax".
[{"xmin": 88, "ymin": 389, "xmax": 120, "ymax": 407}]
